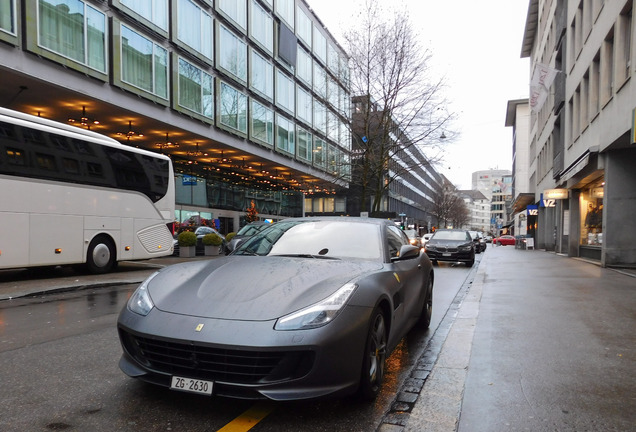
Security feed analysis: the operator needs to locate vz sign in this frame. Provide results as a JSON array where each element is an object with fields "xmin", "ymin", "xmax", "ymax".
[
  {"xmin": 528, "ymin": 208, "xmax": 538, "ymax": 216},
  {"xmin": 542, "ymin": 199, "xmax": 556, "ymax": 208}
]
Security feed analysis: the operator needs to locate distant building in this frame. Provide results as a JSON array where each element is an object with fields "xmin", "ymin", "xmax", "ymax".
[
  {"xmin": 506, "ymin": 99, "xmax": 533, "ymax": 237},
  {"xmin": 458, "ymin": 190, "xmax": 490, "ymax": 233},
  {"xmin": 471, "ymin": 169, "xmax": 512, "ymax": 235}
]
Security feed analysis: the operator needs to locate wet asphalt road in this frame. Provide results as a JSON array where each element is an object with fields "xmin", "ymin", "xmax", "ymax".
[{"xmin": 0, "ymin": 256, "xmax": 479, "ymax": 431}]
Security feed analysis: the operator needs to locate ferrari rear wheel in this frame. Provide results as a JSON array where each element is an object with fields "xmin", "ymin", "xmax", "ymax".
[{"xmin": 358, "ymin": 309, "xmax": 387, "ymax": 400}]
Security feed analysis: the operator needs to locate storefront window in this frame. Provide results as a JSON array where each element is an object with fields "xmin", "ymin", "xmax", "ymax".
[{"xmin": 580, "ymin": 180, "xmax": 604, "ymax": 246}]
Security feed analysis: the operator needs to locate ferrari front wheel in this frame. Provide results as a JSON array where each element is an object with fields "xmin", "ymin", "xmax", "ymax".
[{"xmin": 358, "ymin": 309, "xmax": 387, "ymax": 400}]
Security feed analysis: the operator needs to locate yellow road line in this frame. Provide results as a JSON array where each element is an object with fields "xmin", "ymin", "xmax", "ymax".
[{"xmin": 217, "ymin": 401, "xmax": 276, "ymax": 432}]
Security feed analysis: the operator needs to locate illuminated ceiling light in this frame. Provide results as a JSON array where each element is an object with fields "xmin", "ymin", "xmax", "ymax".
[
  {"xmin": 156, "ymin": 132, "xmax": 179, "ymax": 150},
  {"xmin": 117, "ymin": 120, "xmax": 143, "ymax": 142},
  {"xmin": 187, "ymin": 142, "xmax": 206, "ymax": 157},
  {"xmin": 68, "ymin": 106, "xmax": 100, "ymax": 128}
]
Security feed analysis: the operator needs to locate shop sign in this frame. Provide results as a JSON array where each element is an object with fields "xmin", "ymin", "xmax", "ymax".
[
  {"xmin": 543, "ymin": 188, "xmax": 568, "ymax": 199},
  {"xmin": 527, "ymin": 205, "xmax": 538, "ymax": 216},
  {"xmin": 182, "ymin": 175, "xmax": 197, "ymax": 186}
]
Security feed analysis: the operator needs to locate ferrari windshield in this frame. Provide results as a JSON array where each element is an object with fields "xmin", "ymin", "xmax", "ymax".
[{"xmin": 233, "ymin": 220, "xmax": 383, "ymax": 260}]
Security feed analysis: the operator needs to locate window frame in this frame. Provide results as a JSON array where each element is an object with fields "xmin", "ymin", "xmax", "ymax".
[
  {"xmin": 216, "ymin": 22, "xmax": 248, "ymax": 85},
  {"xmin": 249, "ymin": 47, "xmax": 274, "ymax": 101},
  {"xmin": 217, "ymin": 79, "xmax": 248, "ymax": 137},
  {"xmin": 249, "ymin": 98, "xmax": 274, "ymax": 148},
  {"xmin": 175, "ymin": 56, "xmax": 214, "ymax": 121},
  {"xmin": 113, "ymin": 21, "xmax": 169, "ymax": 105}
]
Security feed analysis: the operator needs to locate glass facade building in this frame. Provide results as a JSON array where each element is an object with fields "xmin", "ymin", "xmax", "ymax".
[{"xmin": 1, "ymin": 0, "xmax": 351, "ymax": 233}]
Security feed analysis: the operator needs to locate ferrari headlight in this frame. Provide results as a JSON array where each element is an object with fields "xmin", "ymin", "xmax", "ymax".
[
  {"xmin": 275, "ymin": 283, "xmax": 358, "ymax": 331},
  {"xmin": 127, "ymin": 271, "xmax": 158, "ymax": 316}
]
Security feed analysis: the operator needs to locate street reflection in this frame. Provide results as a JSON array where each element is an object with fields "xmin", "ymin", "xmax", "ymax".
[{"xmin": 0, "ymin": 285, "xmax": 135, "ymax": 352}]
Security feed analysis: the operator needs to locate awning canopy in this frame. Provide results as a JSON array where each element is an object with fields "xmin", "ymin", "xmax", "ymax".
[{"xmin": 509, "ymin": 193, "xmax": 536, "ymax": 217}]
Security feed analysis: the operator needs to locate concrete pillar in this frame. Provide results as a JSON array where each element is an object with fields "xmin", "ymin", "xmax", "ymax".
[{"xmin": 603, "ymin": 149, "xmax": 636, "ymax": 266}]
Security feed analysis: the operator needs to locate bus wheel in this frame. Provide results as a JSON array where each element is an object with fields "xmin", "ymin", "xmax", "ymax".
[{"xmin": 86, "ymin": 236, "xmax": 116, "ymax": 274}]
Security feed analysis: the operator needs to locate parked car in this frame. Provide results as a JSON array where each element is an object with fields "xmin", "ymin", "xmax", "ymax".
[
  {"xmin": 424, "ymin": 229, "xmax": 475, "ymax": 267},
  {"xmin": 118, "ymin": 217, "xmax": 434, "ymax": 401},
  {"xmin": 173, "ymin": 226, "xmax": 226, "ymax": 255},
  {"xmin": 403, "ymin": 229, "xmax": 421, "ymax": 248},
  {"xmin": 494, "ymin": 235, "xmax": 516, "ymax": 246},
  {"xmin": 225, "ymin": 221, "xmax": 272, "ymax": 254},
  {"xmin": 469, "ymin": 231, "xmax": 487, "ymax": 253}
]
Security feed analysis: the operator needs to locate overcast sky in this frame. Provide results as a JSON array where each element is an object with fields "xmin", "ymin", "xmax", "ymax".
[{"xmin": 306, "ymin": 0, "xmax": 530, "ymax": 189}]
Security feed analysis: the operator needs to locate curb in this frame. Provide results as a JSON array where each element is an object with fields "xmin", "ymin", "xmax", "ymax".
[{"xmin": 377, "ymin": 257, "xmax": 486, "ymax": 432}]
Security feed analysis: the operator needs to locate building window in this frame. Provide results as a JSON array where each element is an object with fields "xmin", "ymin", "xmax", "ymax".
[
  {"xmin": 327, "ymin": 77, "xmax": 339, "ymax": 110},
  {"xmin": 38, "ymin": 0, "xmax": 107, "ymax": 72},
  {"xmin": 313, "ymin": 63, "xmax": 326, "ymax": 99},
  {"xmin": 218, "ymin": 80, "xmax": 248, "ymax": 135},
  {"xmin": 120, "ymin": 24, "xmax": 168, "ymax": 99},
  {"xmin": 296, "ymin": 86, "xmax": 312, "ymax": 126},
  {"xmin": 250, "ymin": 99, "xmax": 274, "ymax": 147},
  {"xmin": 296, "ymin": 47, "xmax": 312, "ymax": 86},
  {"xmin": 339, "ymin": 119, "xmax": 350, "ymax": 150},
  {"xmin": 217, "ymin": 24, "xmax": 247, "ymax": 84},
  {"xmin": 313, "ymin": 137, "xmax": 326, "ymax": 169},
  {"xmin": 275, "ymin": 0, "xmax": 294, "ymax": 30},
  {"xmin": 313, "ymin": 25, "xmax": 326, "ymax": 63},
  {"xmin": 580, "ymin": 180, "xmax": 604, "ymax": 246},
  {"xmin": 275, "ymin": 69, "xmax": 295, "ymax": 114},
  {"xmin": 178, "ymin": 57, "xmax": 213, "ymax": 119},
  {"xmin": 589, "ymin": 53, "xmax": 600, "ymax": 117},
  {"xmin": 1, "ymin": 0, "xmax": 17, "ymax": 35},
  {"xmin": 600, "ymin": 29, "xmax": 614, "ymax": 106},
  {"xmin": 249, "ymin": 0, "xmax": 273, "ymax": 54},
  {"xmin": 327, "ymin": 143, "xmax": 337, "ymax": 175},
  {"xmin": 177, "ymin": 0, "xmax": 212, "ymax": 60},
  {"xmin": 296, "ymin": 5, "xmax": 312, "ymax": 48},
  {"xmin": 328, "ymin": 43, "xmax": 339, "ymax": 74},
  {"xmin": 296, "ymin": 127, "xmax": 312, "ymax": 162},
  {"xmin": 327, "ymin": 110, "xmax": 338, "ymax": 142},
  {"xmin": 314, "ymin": 100, "xmax": 326, "ymax": 135},
  {"xmin": 249, "ymin": 49, "xmax": 273, "ymax": 100},
  {"xmin": 276, "ymin": 114, "xmax": 295, "ymax": 155},
  {"xmin": 615, "ymin": 2, "xmax": 632, "ymax": 88},
  {"xmin": 119, "ymin": 0, "xmax": 167, "ymax": 32},
  {"xmin": 218, "ymin": 0, "xmax": 246, "ymax": 32}
]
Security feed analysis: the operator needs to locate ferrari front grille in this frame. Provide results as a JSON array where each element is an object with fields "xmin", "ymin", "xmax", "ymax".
[{"xmin": 121, "ymin": 331, "xmax": 314, "ymax": 384}]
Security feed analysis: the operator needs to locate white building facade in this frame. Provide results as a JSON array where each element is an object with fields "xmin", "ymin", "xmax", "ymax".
[{"xmin": 521, "ymin": 0, "xmax": 636, "ymax": 266}]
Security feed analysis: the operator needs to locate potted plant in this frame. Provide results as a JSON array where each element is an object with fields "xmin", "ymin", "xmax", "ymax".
[
  {"xmin": 202, "ymin": 233, "xmax": 223, "ymax": 256},
  {"xmin": 178, "ymin": 231, "xmax": 197, "ymax": 258}
]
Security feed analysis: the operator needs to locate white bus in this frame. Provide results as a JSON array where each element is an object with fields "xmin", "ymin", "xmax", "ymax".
[{"xmin": 0, "ymin": 107, "xmax": 175, "ymax": 273}]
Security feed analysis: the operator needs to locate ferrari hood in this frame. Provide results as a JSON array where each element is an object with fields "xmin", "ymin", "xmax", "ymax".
[{"xmin": 146, "ymin": 256, "xmax": 383, "ymax": 320}]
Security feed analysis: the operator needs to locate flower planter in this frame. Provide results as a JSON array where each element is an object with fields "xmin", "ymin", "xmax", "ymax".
[
  {"xmin": 179, "ymin": 246, "xmax": 196, "ymax": 258},
  {"xmin": 204, "ymin": 245, "xmax": 220, "ymax": 256}
]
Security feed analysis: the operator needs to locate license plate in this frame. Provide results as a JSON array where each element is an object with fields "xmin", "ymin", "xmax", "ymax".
[
  {"xmin": 442, "ymin": 253, "xmax": 451, "ymax": 257},
  {"xmin": 170, "ymin": 376, "xmax": 213, "ymax": 395}
]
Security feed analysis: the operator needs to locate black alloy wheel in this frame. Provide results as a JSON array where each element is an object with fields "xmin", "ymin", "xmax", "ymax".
[{"xmin": 358, "ymin": 309, "xmax": 388, "ymax": 400}]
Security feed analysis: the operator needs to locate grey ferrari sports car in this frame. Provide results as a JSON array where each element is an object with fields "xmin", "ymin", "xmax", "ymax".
[{"xmin": 118, "ymin": 217, "xmax": 434, "ymax": 401}]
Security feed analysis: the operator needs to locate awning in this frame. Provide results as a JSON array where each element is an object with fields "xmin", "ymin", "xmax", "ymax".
[{"xmin": 509, "ymin": 193, "xmax": 536, "ymax": 217}]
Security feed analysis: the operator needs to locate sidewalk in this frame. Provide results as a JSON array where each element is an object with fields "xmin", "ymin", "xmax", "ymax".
[{"xmin": 381, "ymin": 246, "xmax": 636, "ymax": 432}]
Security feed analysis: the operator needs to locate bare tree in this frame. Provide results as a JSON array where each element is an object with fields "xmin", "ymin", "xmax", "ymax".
[
  {"xmin": 430, "ymin": 178, "xmax": 468, "ymax": 229},
  {"xmin": 344, "ymin": 0, "xmax": 454, "ymax": 214}
]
